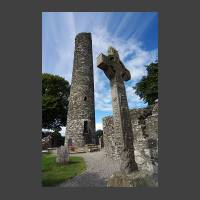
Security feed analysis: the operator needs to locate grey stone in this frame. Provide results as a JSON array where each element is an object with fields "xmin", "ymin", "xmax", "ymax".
[
  {"xmin": 56, "ymin": 146, "xmax": 69, "ymax": 164},
  {"xmin": 42, "ymin": 134, "xmax": 53, "ymax": 150},
  {"xmin": 65, "ymin": 32, "xmax": 96, "ymax": 148},
  {"xmin": 97, "ymin": 47, "xmax": 138, "ymax": 173},
  {"xmin": 107, "ymin": 171, "xmax": 132, "ymax": 187},
  {"xmin": 128, "ymin": 170, "xmax": 158, "ymax": 187},
  {"xmin": 107, "ymin": 170, "xmax": 158, "ymax": 187},
  {"xmin": 102, "ymin": 103, "xmax": 158, "ymax": 179}
]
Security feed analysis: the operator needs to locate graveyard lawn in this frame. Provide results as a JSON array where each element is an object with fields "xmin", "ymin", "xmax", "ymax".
[{"xmin": 42, "ymin": 154, "xmax": 86, "ymax": 186}]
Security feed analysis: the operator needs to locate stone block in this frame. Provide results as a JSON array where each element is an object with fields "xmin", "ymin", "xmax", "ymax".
[
  {"xmin": 102, "ymin": 103, "xmax": 158, "ymax": 176},
  {"xmin": 107, "ymin": 171, "xmax": 132, "ymax": 187},
  {"xmin": 56, "ymin": 146, "xmax": 69, "ymax": 165}
]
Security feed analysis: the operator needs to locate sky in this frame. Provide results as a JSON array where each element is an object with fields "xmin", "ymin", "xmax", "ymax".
[{"xmin": 42, "ymin": 12, "xmax": 158, "ymax": 135}]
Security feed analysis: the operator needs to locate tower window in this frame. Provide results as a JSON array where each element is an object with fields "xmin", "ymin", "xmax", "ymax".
[
  {"xmin": 83, "ymin": 121, "xmax": 88, "ymax": 133},
  {"xmin": 84, "ymin": 96, "xmax": 87, "ymax": 101}
]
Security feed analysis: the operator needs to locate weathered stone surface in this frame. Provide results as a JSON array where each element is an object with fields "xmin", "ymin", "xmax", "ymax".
[
  {"xmin": 97, "ymin": 47, "xmax": 138, "ymax": 173},
  {"xmin": 42, "ymin": 132, "xmax": 56, "ymax": 150},
  {"xmin": 128, "ymin": 170, "xmax": 158, "ymax": 187},
  {"xmin": 103, "ymin": 116, "xmax": 118, "ymax": 159},
  {"xmin": 103, "ymin": 101, "xmax": 158, "ymax": 180},
  {"xmin": 42, "ymin": 135, "xmax": 52, "ymax": 150},
  {"xmin": 107, "ymin": 170, "xmax": 158, "ymax": 187},
  {"xmin": 107, "ymin": 171, "xmax": 132, "ymax": 187},
  {"xmin": 65, "ymin": 32, "xmax": 95, "ymax": 147},
  {"xmin": 56, "ymin": 146, "xmax": 69, "ymax": 165}
]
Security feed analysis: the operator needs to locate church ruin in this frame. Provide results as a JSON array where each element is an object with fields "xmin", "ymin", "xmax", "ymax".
[{"xmin": 103, "ymin": 101, "xmax": 158, "ymax": 178}]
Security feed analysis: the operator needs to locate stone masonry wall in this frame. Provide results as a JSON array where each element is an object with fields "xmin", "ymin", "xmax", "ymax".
[
  {"xmin": 103, "ymin": 102, "xmax": 158, "ymax": 175},
  {"xmin": 65, "ymin": 33, "xmax": 95, "ymax": 147}
]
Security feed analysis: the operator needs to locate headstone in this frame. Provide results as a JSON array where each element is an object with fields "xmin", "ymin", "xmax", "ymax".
[
  {"xmin": 97, "ymin": 47, "xmax": 138, "ymax": 173},
  {"xmin": 56, "ymin": 146, "xmax": 69, "ymax": 165}
]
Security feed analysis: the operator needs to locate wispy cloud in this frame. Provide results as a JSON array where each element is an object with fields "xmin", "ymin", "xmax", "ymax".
[
  {"xmin": 42, "ymin": 12, "xmax": 158, "ymax": 124},
  {"xmin": 92, "ymin": 26, "xmax": 157, "ymax": 111},
  {"xmin": 96, "ymin": 123, "xmax": 103, "ymax": 130}
]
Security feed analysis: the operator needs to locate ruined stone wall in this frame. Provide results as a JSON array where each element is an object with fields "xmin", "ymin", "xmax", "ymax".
[
  {"xmin": 102, "ymin": 102, "xmax": 158, "ymax": 175},
  {"xmin": 65, "ymin": 33, "xmax": 95, "ymax": 147}
]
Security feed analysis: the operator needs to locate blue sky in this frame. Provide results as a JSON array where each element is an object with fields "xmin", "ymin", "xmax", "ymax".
[{"xmin": 42, "ymin": 12, "xmax": 158, "ymax": 134}]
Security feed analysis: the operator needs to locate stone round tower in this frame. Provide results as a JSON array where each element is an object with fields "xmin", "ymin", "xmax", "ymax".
[{"xmin": 65, "ymin": 32, "xmax": 95, "ymax": 147}]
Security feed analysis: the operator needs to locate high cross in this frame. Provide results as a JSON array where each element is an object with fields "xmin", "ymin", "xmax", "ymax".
[{"xmin": 97, "ymin": 47, "xmax": 138, "ymax": 173}]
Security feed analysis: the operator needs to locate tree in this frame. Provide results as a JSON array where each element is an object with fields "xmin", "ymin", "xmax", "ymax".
[
  {"xmin": 95, "ymin": 129, "xmax": 103, "ymax": 145},
  {"xmin": 42, "ymin": 73, "xmax": 70, "ymax": 131},
  {"xmin": 134, "ymin": 62, "xmax": 158, "ymax": 105},
  {"xmin": 51, "ymin": 132, "xmax": 65, "ymax": 147}
]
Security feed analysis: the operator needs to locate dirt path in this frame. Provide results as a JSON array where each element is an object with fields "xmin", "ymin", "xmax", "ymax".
[{"xmin": 59, "ymin": 150, "xmax": 120, "ymax": 187}]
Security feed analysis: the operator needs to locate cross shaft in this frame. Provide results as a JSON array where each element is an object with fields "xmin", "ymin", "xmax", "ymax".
[{"xmin": 97, "ymin": 47, "xmax": 138, "ymax": 173}]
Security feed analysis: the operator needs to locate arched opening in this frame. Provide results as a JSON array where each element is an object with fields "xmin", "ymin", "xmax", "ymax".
[{"xmin": 83, "ymin": 121, "xmax": 92, "ymax": 144}]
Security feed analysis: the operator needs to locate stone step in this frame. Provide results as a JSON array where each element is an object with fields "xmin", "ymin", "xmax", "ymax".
[
  {"xmin": 68, "ymin": 144, "xmax": 100, "ymax": 153},
  {"xmin": 69, "ymin": 147, "xmax": 87, "ymax": 154},
  {"xmin": 87, "ymin": 146, "xmax": 100, "ymax": 152},
  {"xmin": 85, "ymin": 144, "xmax": 97, "ymax": 147}
]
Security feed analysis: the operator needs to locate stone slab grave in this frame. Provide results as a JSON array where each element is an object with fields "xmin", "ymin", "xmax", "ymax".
[
  {"xmin": 56, "ymin": 146, "xmax": 69, "ymax": 164},
  {"xmin": 97, "ymin": 47, "xmax": 138, "ymax": 173}
]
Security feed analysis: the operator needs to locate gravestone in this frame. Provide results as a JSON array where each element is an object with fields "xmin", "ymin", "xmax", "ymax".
[
  {"xmin": 56, "ymin": 146, "xmax": 69, "ymax": 165},
  {"xmin": 97, "ymin": 47, "xmax": 138, "ymax": 173}
]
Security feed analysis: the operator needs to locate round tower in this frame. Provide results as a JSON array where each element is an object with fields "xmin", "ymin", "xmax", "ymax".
[{"xmin": 65, "ymin": 32, "xmax": 95, "ymax": 147}]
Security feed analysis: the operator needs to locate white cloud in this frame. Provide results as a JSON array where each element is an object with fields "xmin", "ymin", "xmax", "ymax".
[
  {"xmin": 91, "ymin": 26, "xmax": 157, "ymax": 111},
  {"xmin": 42, "ymin": 127, "xmax": 66, "ymax": 137},
  {"xmin": 96, "ymin": 122, "xmax": 103, "ymax": 130},
  {"xmin": 43, "ymin": 13, "xmax": 158, "ymax": 112},
  {"xmin": 126, "ymin": 86, "xmax": 148, "ymax": 108},
  {"xmin": 42, "ymin": 128, "xmax": 53, "ymax": 133},
  {"xmin": 60, "ymin": 126, "xmax": 66, "ymax": 137}
]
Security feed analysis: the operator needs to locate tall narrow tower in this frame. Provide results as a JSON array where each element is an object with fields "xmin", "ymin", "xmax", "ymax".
[{"xmin": 65, "ymin": 32, "xmax": 95, "ymax": 147}]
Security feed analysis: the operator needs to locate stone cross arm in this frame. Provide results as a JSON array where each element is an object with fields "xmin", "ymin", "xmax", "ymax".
[{"xmin": 97, "ymin": 52, "xmax": 131, "ymax": 81}]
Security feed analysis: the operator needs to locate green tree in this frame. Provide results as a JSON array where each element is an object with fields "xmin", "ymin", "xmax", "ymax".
[
  {"xmin": 134, "ymin": 62, "xmax": 158, "ymax": 105},
  {"xmin": 42, "ymin": 73, "xmax": 70, "ymax": 131},
  {"xmin": 95, "ymin": 129, "xmax": 103, "ymax": 145}
]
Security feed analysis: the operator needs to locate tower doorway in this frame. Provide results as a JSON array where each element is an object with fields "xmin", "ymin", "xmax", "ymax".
[{"xmin": 83, "ymin": 121, "xmax": 91, "ymax": 144}]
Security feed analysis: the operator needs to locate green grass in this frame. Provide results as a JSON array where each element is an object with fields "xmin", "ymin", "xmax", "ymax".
[{"xmin": 42, "ymin": 153, "xmax": 86, "ymax": 186}]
